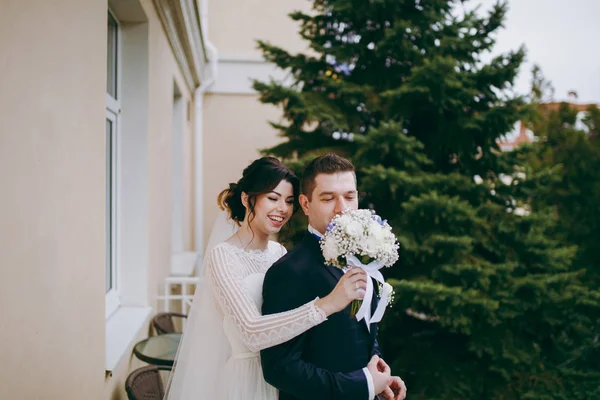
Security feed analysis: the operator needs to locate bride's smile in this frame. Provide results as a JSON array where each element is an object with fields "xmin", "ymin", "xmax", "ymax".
[{"xmin": 240, "ymin": 179, "xmax": 295, "ymax": 241}]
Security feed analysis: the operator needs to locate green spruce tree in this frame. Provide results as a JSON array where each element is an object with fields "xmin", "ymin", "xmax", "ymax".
[
  {"xmin": 520, "ymin": 68, "xmax": 600, "ymax": 287},
  {"xmin": 254, "ymin": 1, "xmax": 600, "ymax": 398}
]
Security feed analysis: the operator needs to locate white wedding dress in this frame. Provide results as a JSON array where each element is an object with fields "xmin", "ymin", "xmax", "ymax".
[{"xmin": 165, "ymin": 239, "xmax": 327, "ymax": 400}]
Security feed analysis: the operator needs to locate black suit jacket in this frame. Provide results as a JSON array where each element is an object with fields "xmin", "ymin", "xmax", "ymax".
[{"xmin": 261, "ymin": 233, "xmax": 382, "ymax": 400}]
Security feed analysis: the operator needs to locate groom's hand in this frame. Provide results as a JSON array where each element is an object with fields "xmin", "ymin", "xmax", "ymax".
[
  {"xmin": 373, "ymin": 359, "xmax": 406, "ymax": 400},
  {"xmin": 367, "ymin": 355, "xmax": 392, "ymax": 395},
  {"xmin": 374, "ymin": 357, "xmax": 395, "ymax": 399},
  {"xmin": 378, "ymin": 376, "xmax": 407, "ymax": 400},
  {"xmin": 376, "ymin": 357, "xmax": 391, "ymax": 374}
]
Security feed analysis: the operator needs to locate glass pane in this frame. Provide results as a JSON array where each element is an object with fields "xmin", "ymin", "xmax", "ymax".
[
  {"xmin": 106, "ymin": 118, "xmax": 113, "ymax": 293},
  {"xmin": 107, "ymin": 12, "xmax": 118, "ymax": 98}
]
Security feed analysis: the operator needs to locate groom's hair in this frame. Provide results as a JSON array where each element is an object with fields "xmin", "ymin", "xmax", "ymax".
[{"xmin": 301, "ymin": 153, "xmax": 355, "ymax": 200}]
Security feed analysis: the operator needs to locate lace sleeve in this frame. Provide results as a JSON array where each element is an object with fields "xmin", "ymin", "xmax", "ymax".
[{"xmin": 207, "ymin": 245, "xmax": 327, "ymax": 353}]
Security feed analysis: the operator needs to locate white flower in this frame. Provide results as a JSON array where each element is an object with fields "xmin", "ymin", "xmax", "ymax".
[
  {"xmin": 382, "ymin": 282, "xmax": 394, "ymax": 298},
  {"xmin": 335, "ymin": 214, "xmax": 350, "ymax": 229},
  {"xmin": 382, "ymin": 242, "xmax": 395, "ymax": 255},
  {"xmin": 380, "ymin": 281, "xmax": 395, "ymax": 306},
  {"xmin": 322, "ymin": 240, "xmax": 340, "ymax": 261},
  {"xmin": 365, "ymin": 236, "xmax": 380, "ymax": 255},
  {"xmin": 369, "ymin": 220, "xmax": 384, "ymax": 239},
  {"xmin": 386, "ymin": 229, "xmax": 396, "ymax": 241},
  {"xmin": 345, "ymin": 220, "xmax": 363, "ymax": 238}
]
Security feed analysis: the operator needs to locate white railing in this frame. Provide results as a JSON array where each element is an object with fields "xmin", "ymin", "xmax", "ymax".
[{"xmin": 157, "ymin": 276, "xmax": 202, "ymax": 316}]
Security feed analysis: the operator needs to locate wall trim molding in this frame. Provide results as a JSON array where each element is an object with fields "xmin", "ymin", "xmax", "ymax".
[
  {"xmin": 154, "ymin": 0, "xmax": 207, "ymax": 91},
  {"xmin": 209, "ymin": 56, "xmax": 292, "ymax": 95}
]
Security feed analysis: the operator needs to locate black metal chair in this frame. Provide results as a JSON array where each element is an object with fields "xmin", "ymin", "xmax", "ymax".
[
  {"xmin": 125, "ymin": 365, "xmax": 172, "ymax": 400},
  {"xmin": 152, "ymin": 312, "xmax": 187, "ymax": 335}
]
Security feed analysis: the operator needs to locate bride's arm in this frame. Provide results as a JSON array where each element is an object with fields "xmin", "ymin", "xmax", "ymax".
[{"xmin": 207, "ymin": 245, "xmax": 327, "ymax": 353}]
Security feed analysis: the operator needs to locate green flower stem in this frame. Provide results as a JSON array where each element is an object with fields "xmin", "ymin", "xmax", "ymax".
[{"xmin": 350, "ymin": 299, "xmax": 362, "ymax": 318}]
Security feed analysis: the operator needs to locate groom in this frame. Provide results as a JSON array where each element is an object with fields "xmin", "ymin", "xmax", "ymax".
[{"xmin": 261, "ymin": 154, "xmax": 406, "ymax": 400}]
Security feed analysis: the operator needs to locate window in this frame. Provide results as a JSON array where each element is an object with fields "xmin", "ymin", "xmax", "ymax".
[
  {"xmin": 106, "ymin": 9, "xmax": 121, "ymax": 318},
  {"xmin": 105, "ymin": 112, "xmax": 117, "ymax": 293},
  {"xmin": 107, "ymin": 11, "xmax": 118, "ymax": 98}
]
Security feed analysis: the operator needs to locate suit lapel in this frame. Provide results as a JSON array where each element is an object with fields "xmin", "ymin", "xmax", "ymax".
[
  {"xmin": 370, "ymin": 279, "xmax": 380, "ymax": 315},
  {"xmin": 368, "ymin": 280, "xmax": 380, "ymax": 338},
  {"xmin": 302, "ymin": 233, "xmax": 343, "ymax": 283},
  {"xmin": 324, "ymin": 262, "xmax": 344, "ymax": 282}
]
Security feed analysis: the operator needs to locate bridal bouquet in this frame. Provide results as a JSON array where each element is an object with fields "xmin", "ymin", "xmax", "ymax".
[{"xmin": 320, "ymin": 209, "xmax": 399, "ymax": 323}]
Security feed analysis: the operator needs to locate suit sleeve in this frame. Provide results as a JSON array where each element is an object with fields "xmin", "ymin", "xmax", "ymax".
[
  {"xmin": 371, "ymin": 337, "xmax": 383, "ymax": 358},
  {"xmin": 260, "ymin": 262, "xmax": 370, "ymax": 400}
]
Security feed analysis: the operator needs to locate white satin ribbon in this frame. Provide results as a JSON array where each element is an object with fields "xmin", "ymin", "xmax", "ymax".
[{"xmin": 346, "ymin": 255, "xmax": 389, "ymax": 331}]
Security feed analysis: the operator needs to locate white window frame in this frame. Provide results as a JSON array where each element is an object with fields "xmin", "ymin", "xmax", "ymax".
[
  {"xmin": 105, "ymin": 1, "xmax": 155, "ymax": 372},
  {"xmin": 106, "ymin": 8, "xmax": 122, "ymax": 319}
]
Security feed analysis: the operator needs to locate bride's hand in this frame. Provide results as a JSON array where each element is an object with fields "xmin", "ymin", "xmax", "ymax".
[{"xmin": 315, "ymin": 268, "xmax": 367, "ymax": 316}]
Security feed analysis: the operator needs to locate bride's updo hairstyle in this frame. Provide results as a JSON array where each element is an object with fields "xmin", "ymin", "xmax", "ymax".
[{"xmin": 217, "ymin": 157, "xmax": 299, "ymax": 226}]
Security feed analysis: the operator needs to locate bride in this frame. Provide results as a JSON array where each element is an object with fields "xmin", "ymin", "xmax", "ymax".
[{"xmin": 164, "ymin": 157, "xmax": 368, "ymax": 399}]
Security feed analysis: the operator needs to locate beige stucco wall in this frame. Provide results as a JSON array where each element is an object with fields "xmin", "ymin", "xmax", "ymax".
[
  {"xmin": 0, "ymin": 0, "xmax": 196, "ymax": 398},
  {"xmin": 0, "ymin": 0, "xmax": 107, "ymax": 398},
  {"xmin": 146, "ymin": 5, "xmax": 195, "ymax": 308},
  {"xmin": 209, "ymin": 0, "xmax": 311, "ymax": 57},
  {"xmin": 202, "ymin": 95, "xmax": 287, "ymax": 246},
  {"xmin": 202, "ymin": 0, "xmax": 309, "ymax": 247}
]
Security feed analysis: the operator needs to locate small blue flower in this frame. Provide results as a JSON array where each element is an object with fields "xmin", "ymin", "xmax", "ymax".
[{"xmin": 372, "ymin": 215, "xmax": 385, "ymax": 225}]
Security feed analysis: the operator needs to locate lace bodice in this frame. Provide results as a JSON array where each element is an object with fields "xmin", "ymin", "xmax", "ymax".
[{"xmin": 207, "ymin": 241, "xmax": 327, "ymax": 354}]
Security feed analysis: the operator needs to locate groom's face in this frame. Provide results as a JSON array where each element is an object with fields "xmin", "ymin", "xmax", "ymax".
[{"xmin": 299, "ymin": 171, "xmax": 358, "ymax": 235}]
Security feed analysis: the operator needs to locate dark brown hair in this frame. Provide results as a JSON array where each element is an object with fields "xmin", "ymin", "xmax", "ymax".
[
  {"xmin": 217, "ymin": 157, "xmax": 300, "ymax": 225},
  {"xmin": 301, "ymin": 153, "xmax": 355, "ymax": 200}
]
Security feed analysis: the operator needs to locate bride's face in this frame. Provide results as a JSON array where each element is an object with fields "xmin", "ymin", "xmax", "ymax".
[{"xmin": 248, "ymin": 179, "xmax": 295, "ymax": 235}]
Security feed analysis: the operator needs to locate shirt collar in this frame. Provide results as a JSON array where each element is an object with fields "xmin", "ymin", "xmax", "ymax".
[{"xmin": 308, "ymin": 225, "xmax": 323, "ymax": 239}]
